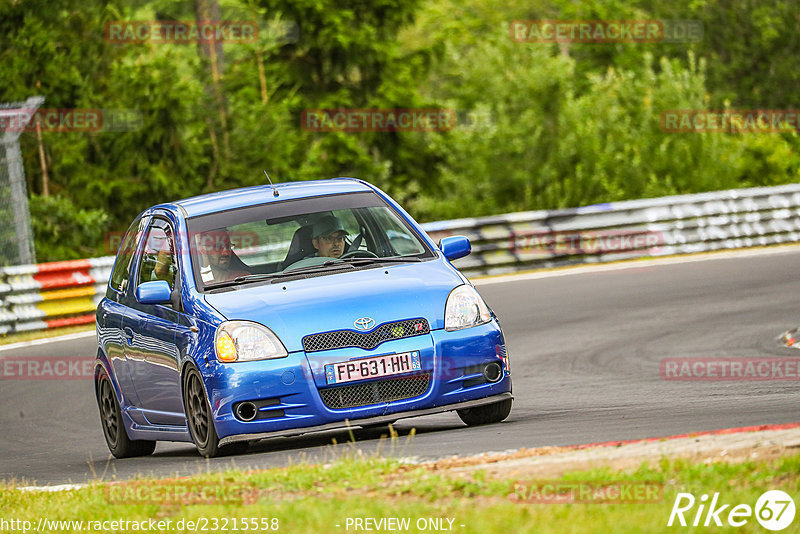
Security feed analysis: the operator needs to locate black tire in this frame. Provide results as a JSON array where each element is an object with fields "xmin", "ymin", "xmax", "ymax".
[
  {"xmin": 96, "ymin": 369, "xmax": 156, "ymax": 458},
  {"xmin": 183, "ymin": 367, "xmax": 248, "ymax": 457},
  {"xmin": 457, "ymin": 398, "xmax": 512, "ymax": 426}
]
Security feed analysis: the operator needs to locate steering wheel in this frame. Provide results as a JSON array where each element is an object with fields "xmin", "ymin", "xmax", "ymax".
[{"xmin": 340, "ymin": 249, "xmax": 378, "ymax": 259}]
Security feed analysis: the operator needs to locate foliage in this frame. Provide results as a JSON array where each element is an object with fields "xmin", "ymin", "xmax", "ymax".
[
  {"xmin": 1, "ymin": 0, "xmax": 799, "ymax": 259},
  {"xmin": 29, "ymin": 194, "xmax": 109, "ymax": 261}
]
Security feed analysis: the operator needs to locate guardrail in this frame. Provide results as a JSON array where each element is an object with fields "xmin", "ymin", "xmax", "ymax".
[
  {"xmin": 425, "ymin": 183, "xmax": 800, "ymax": 276},
  {"xmin": 0, "ymin": 258, "xmax": 114, "ymax": 334},
  {"xmin": 2, "ymin": 183, "xmax": 800, "ymax": 334}
]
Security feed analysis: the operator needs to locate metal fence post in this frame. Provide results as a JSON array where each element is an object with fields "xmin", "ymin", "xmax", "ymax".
[{"xmin": 0, "ymin": 96, "xmax": 44, "ymax": 266}]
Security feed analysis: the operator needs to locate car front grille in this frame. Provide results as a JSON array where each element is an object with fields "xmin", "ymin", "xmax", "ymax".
[
  {"xmin": 302, "ymin": 318, "xmax": 430, "ymax": 352},
  {"xmin": 318, "ymin": 373, "xmax": 431, "ymax": 409}
]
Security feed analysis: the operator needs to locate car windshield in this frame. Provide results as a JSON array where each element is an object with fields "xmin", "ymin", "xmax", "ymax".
[{"xmin": 186, "ymin": 191, "xmax": 433, "ymax": 290}]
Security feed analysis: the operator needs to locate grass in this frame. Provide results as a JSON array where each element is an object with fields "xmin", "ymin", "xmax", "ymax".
[{"xmin": 2, "ymin": 447, "xmax": 798, "ymax": 533}]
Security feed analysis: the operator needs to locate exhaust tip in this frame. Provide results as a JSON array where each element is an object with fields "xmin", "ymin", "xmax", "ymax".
[
  {"xmin": 483, "ymin": 362, "xmax": 503, "ymax": 383},
  {"xmin": 235, "ymin": 401, "xmax": 258, "ymax": 422}
]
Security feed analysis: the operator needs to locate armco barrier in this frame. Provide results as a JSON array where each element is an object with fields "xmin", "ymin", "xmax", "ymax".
[
  {"xmin": 0, "ymin": 257, "xmax": 113, "ymax": 334},
  {"xmin": 424, "ymin": 183, "xmax": 800, "ymax": 276},
  {"xmin": 1, "ymin": 183, "xmax": 800, "ymax": 334}
]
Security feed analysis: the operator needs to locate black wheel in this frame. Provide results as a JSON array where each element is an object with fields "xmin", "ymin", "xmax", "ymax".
[
  {"xmin": 457, "ymin": 398, "xmax": 512, "ymax": 426},
  {"xmin": 183, "ymin": 367, "xmax": 248, "ymax": 457},
  {"xmin": 96, "ymin": 369, "xmax": 156, "ymax": 458}
]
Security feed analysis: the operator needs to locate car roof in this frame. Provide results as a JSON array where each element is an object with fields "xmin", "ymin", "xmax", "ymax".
[{"xmin": 159, "ymin": 178, "xmax": 374, "ymax": 218}]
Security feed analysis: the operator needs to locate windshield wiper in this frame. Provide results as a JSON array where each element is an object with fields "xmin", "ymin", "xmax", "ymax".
[
  {"xmin": 204, "ymin": 257, "xmax": 421, "ymax": 290},
  {"xmin": 204, "ymin": 273, "xmax": 283, "ymax": 290},
  {"xmin": 204, "ymin": 263, "xmax": 356, "ymax": 290},
  {"xmin": 282, "ymin": 261, "xmax": 351, "ymax": 273},
  {"xmin": 281, "ymin": 256, "xmax": 421, "ymax": 272},
  {"xmin": 337, "ymin": 256, "xmax": 423, "ymax": 265}
]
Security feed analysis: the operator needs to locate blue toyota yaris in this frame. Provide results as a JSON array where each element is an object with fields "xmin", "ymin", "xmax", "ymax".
[{"xmin": 95, "ymin": 178, "xmax": 512, "ymax": 457}]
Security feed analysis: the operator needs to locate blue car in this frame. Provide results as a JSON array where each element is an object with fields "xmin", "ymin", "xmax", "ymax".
[{"xmin": 95, "ymin": 178, "xmax": 512, "ymax": 457}]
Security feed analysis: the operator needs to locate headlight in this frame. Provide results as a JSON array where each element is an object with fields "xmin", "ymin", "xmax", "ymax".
[
  {"xmin": 214, "ymin": 321, "xmax": 288, "ymax": 362},
  {"xmin": 444, "ymin": 285, "xmax": 492, "ymax": 331}
]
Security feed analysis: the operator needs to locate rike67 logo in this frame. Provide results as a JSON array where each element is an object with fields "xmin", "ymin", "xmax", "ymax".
[{"xmin": 668, "ymin": 490, "xmax": 796, "ymax": 531}]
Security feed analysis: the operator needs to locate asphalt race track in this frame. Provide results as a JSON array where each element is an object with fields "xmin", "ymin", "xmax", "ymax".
[{"xmin": 2, "ymin": 249, "xmax": 799, "ymax": 486}]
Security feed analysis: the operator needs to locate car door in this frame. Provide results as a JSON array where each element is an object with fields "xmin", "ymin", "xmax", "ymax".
[
  {"xmin": 122, "ymin": 216, "xmax": 185, "ymax": 426},
  {"xmin": 99, "ymin": 214, "xmax": 149, "ymax": 410}
]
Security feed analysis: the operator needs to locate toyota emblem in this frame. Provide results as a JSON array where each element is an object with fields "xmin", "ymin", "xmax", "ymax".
[{"xmin": 354, "ymin": 317, "xmax": 375, "ymax": 330}]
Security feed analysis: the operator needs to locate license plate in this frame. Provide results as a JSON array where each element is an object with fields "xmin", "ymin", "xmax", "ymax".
[{"xmin": 325, "ymin": 351, "xmax": 421, "ymax": 384}]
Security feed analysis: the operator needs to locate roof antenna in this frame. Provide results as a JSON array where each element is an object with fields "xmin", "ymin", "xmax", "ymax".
[{"xmin": 263, "ymin": 170, "xmax": 279, "ymax": 197}]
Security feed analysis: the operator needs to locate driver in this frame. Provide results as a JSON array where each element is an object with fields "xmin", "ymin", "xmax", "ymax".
[{"xmin": 311, "ymin": 215, "xmax": 347, "ymax": 259}]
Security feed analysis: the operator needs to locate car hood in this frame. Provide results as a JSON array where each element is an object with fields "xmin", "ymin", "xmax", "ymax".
[{"xmin": 202, "ymin": 261, "xmax": 464, "ymax": 353}]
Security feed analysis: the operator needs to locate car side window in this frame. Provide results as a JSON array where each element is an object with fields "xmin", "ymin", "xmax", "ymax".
[
  {"xmin": 139, "ymin": 220, "xmax": 177, "ymax": 290},
  {"xmin": 109, "ymin": 216, "xmax": 148, "ymax": 293}
]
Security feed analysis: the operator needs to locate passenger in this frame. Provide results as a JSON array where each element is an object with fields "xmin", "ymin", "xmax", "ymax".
[{"xmin": 196, "ymin": 229, "xmax": 250, "ymax": 281}]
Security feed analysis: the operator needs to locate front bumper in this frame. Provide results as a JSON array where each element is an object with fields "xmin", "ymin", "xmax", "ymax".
[
  {"xmin": 204, "ymin": 319, "xmax": 513, "ymax": 442},
  {"xmin": 219, "ymin": 392, "xmax": 513, "ymax": 446}
]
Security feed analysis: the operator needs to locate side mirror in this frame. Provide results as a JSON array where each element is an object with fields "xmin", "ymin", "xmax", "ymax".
[
  {"xmin": 439, "ymin": 236, "xmax": 471, "ymax": 261},
  {"xmin": 135, "ymin": 280, "xmax": 172, "ymax": 305}
]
